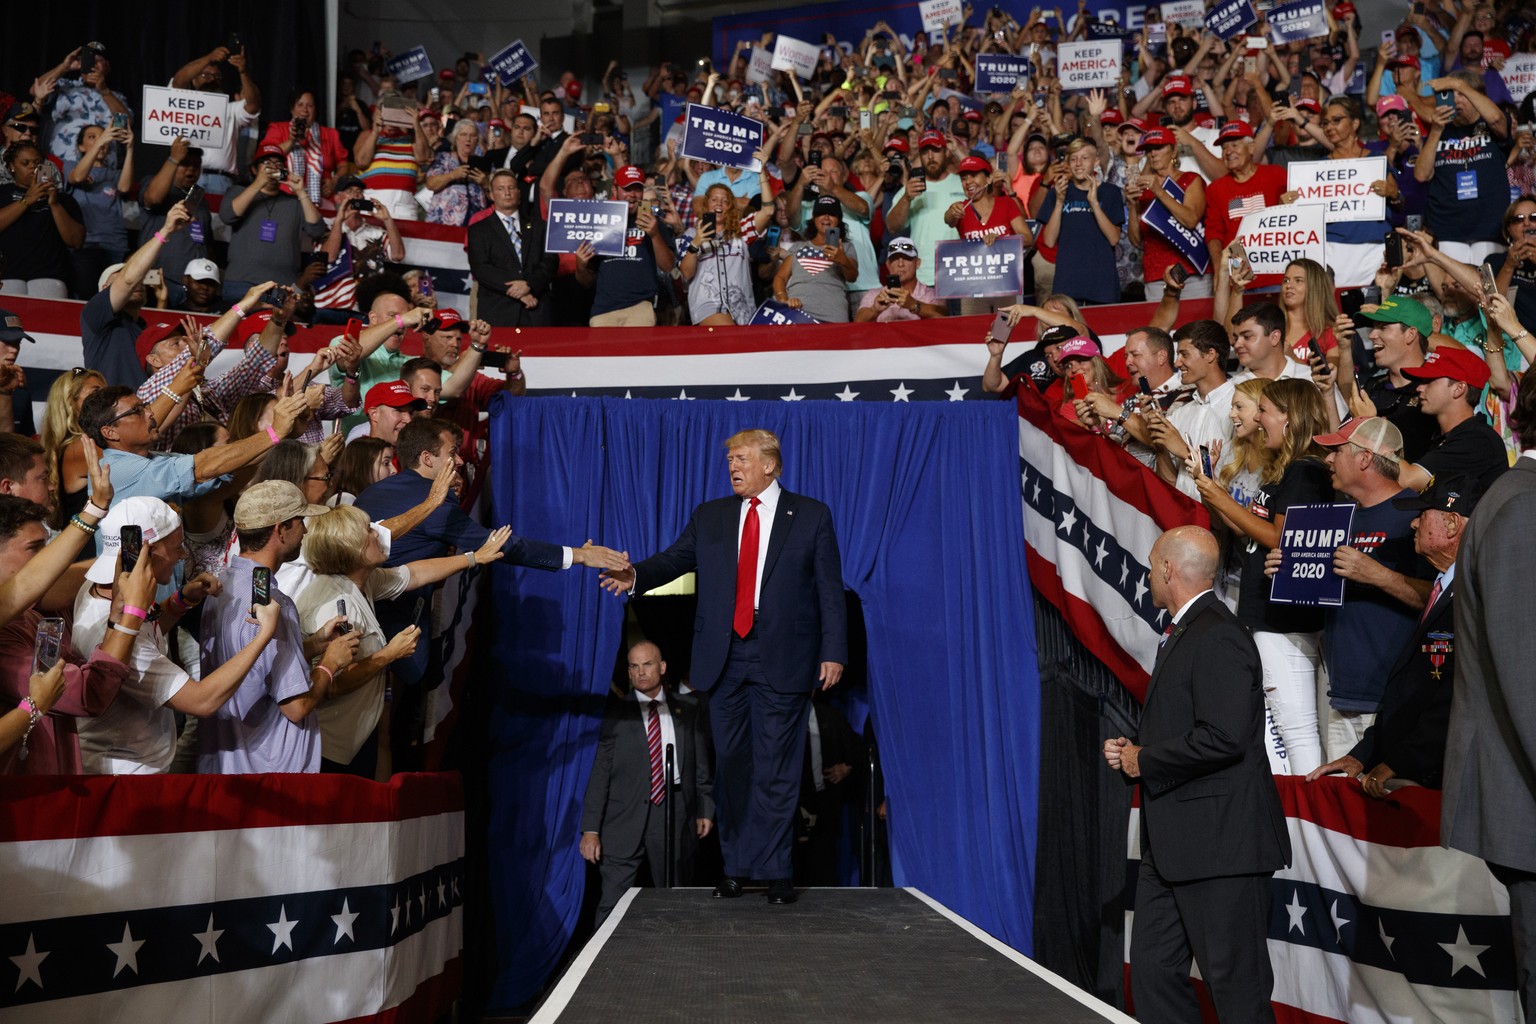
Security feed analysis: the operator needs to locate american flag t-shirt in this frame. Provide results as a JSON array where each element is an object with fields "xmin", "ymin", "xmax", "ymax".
[{"xmin": 795, "ymin": 245, "xmax": 836, "ymax": 276}]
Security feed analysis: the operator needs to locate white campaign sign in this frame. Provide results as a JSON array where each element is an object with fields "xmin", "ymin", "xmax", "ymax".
[
  {"xmin": 140, "ymin": 86, "xmax": 229, "ymax": 149},
  {"xmin": 771, "ymin": 35, "xmax": 819, "ymax": 79},
  {"xmin": 1161, "ymin": 0, "xmax": 1206, "ymax": 26},
  {"xmin": 1057, "ymin": 40, "xmax": 1124, "ymax": 90},
  {"xmin": 1504, "ymin": 53, "xmax": 1536, "ymax": 104},
  {"xmin": 1236, "ymin": 203, "xmax": 1327, "ymax": 274},
  {"xmin": 1286, "ymin": 157, "xmax": 1387, "ymax": 223},
  {"xmin": 746, "ymin": 46, "xmax": 775, "ymax": 85},
  {"xmin": 920, "ymin": 0, "xmax": 965, "ymax": 33}
]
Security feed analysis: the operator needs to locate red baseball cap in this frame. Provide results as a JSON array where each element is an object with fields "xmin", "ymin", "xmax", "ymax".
[
  {"xmin": 917, "ymin": 130, "xmax": 947, "ymax": 150},
  {"xmin": 488, "ymin": 118, "xmax": 508, "ymax": 130},
  {"xmin": 1217, "ymin": 120, "xmax": 1255, "ymax": 143},
  {"xmin": 883, "ymin": 136, "xmax": 910, "ymax": 154},
  {"xmin": 1120, "ymin": 117, "xmax": 1147, "ymax": 134},
  {"xmin": 1163, "ymin": 75, "xmax": 1194, "ymax": 97},
  {"xmin": 136, "ymin": 320, "xmax": 184, "ymax": 368},
  {"xmin": 365, "ymin": 380, "xmax": 428, "ymax": 412},
  {"xmin": 1391, "ymin": 54, "xmax": 1421, "ymax": 70},
  {"xmin": 1140, "ymin": 127, "xmax": 1176, "ymax": 148},
  {"xmin": 438, "ymin": 69, "xmax": 456, "ymax": 82},
  {"xmin": 232, "ymin": 309, "xmax": 291, "ymax": 346},
  {"xmin": 419, "ymin": 109, "xmax": 442, "ymax": 123},
  {"xmin": 1295, "ymin": 97, "xmax": 1322, "ymax": 114},
  {"xmin": 431, "ymin": 308, "xmax": 465, "ymax": 331},
  {"xmin": 564, "ymin": 80, "xmax": 582, "ymax": 99},
  {"xmin": 957, "ymin": 155, "xmax": 992, "ymax": 174},
  {"xmin": 615, "ymin": 165, "xmax": 646, "ymax": 189},
  {"xmin": 1099, "ymin": 109, "xmax": 1124, "ymax": 126},
  {"xmin": 1402, "ymin": 347, "xmax": 1492, "ymax": 391},
  {"xmin": 961, "ymin": 109, "xmax": 983, "ymax": 122},
  {"xmin": 251, "ymin": 143, "xmax": 286, "ymax": 164}
]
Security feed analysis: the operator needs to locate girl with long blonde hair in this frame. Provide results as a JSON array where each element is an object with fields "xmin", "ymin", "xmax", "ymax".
[{"xmin": 40, "ymin": 367, "xmax": 105, "ymax": 529}]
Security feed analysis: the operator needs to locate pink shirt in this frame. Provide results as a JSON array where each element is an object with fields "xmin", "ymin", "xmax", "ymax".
[{"xmin": 0, "ymin": 611, "xmax": 130, "ymax": 776}]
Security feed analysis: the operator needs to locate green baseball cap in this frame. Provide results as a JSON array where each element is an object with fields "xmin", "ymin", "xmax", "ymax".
[{"xmin": 1359, "ymin": 296, "xmax": 1433, "ymax": 337}]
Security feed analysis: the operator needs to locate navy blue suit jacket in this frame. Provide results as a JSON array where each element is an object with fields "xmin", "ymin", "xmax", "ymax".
[{"xmin": 632, "ymin": 487, "xmax": 847, "ymax": 694}]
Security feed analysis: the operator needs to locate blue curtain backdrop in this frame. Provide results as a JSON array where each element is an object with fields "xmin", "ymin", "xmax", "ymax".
[{"xmin": 483, "ymin": 396, "xmax": 1040, "ymax": 1009}]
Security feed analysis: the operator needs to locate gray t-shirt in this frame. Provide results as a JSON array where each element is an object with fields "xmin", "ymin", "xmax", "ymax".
[
  {"xmin": 219, "ymin": 190, "xmax": 327, "ymax": 286},
  {"xmin": 783, "ymin": 241, "xmax": 852, "ymax": 323}
]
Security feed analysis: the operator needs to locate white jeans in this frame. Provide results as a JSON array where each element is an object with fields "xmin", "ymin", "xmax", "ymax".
[
  {"xmin": 1323, "ymin": 707, "xmax": 1376, "ymax": 764},
  {"xmin": 1439, "ymin": 240, "xmax": 1506, "ymax": 267},
  {"xmin": 1253, "ymin": 630, "xmax": 1323, "ymax": 775},
  {"xmin": 1145, "ymin": 273, "xmax": 1213, "ymax": 302}
]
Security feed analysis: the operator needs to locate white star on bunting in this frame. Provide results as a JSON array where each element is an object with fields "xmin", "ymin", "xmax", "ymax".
[
  {"xmin": 676, "ymin": 389, "xmax": 695, "ymax": 400},
  {"xmin": 834, "ymin": 385, "xmax": 859, "ymax": 401},
  {"xmin": 1378, "ymin": 918, "xmax": 1396, "ymax": 959},
  {"xmin": 1093, "ymin": 539, "xmax": 1108, "ymax": 569},
  {"xmin": 193, "ymin": 914, "xmax": 224, "ymax": 965},
  {"xmin": 1329, "ymin": 900, "xmax": 1351, "ymax": 943},
  {"xmin": 889, "ymin": 382, "xmax": 913, "ymax": 402},
  {"xmin": 268, "ymin": 905, "xmax": 299, "ymax": 954},
  {"xmin": 1439, "ymin": 925, "xmax": 1490, "ymax": 978},
  {"xmin": 780, "ymin": 388, "xmax": 804, "ymax": 401},
  {"xmin": 1285, "ymin": 890, "xmax": 1308, "ymax": 935},
  {"xmin": 332, "ymin": 899, "xmax": 360, "ymax": 944},
  {"xmin": 106, "ymin": 922, "xmax": 145, "ymax": 978},
  {"xmin": 1133, "ymin": 574, "xmax": 1148, "ymax": 606},
  {"xmin": 945, "ymin": 381, "xmax": 969, "ymax": 401},
  {"xmin": 436, "ymin": 879, "xmax": 448, "ymax": 908},
  {"xmin": 726, "ymin": 388, "xmax": 750, "ymax": 401},
  {"xmin": 391, "ymin": 896, "xmax": 401, "ymax": 934},
  {"xmin": 10, "ymin": 934, "xmax": 46, "ymax": 992},
  {"xmin": 1059, "ymin": 508, "xmax": 1077, "ymax": 537}
]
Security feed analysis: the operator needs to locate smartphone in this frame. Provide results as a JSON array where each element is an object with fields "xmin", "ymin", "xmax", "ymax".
[
  {"xmin": 119, "ymin": 526, "xmax": 143, "ymax": 573},
  {"xmin": 1138, "ymin": 375, "xmax": 1153, "ymax": 396},
  {"xmin": 412, "ymin": 596, "xmax": 426, "ymax": 625},
  {"xmin": 824, "ymin": 226, "xmax": 842, "ymax": 248},
  {"xmin": 1245, "ymin": 56, "xmax": 1258, "ymax": 75},
  {"xmin": 860, "ymin": 109, "xmax": 872, "ymax": 130},
  {"xmin": 260, "ymin": 285, "xmax": 289, "ymax": 307},
  {"xmin": 910, "ymin": 170, "xmax": 926, "ymax": 185},
  {"xmin": 1168, "ymin": 264, "xmax": 1190, "ymax": 287},
  {"xmin": 419, "ymin": 271, "xmax": 435, "ymax": 298},
  {"xmin": 827, "ymin": 105, "xmax": 850, "ymax": 118},
  {"xmin": 252, "ymin": 565, "xmax": 271, "ymax": 608},
  {"xmin": 886, "ymin": 273, "xmax": 901, "ymax": 289},
  {"xmin": 580, "ymin": 132, "xmax": 603, "ymax": 146},
  {"xmin": 480, "ymin": 350, "xmax": 512, "ymax": 369},
  {"xmin": 111, "ymin": 112, "xmax": 129, "ymax": 132},
  {"xmin": 348, "ymin": 197, "xmax": 373, "ymax": 212},
  {"xmin": 183, "ymin": 184, "xmax": 205, "ymax": 209},
  {"xmin": 764, "ymin": 224, "xmax": 781, "ymax": 247},
  {"xmin": 990, "ymin": 310, "xmax": 1017, "ymax": 343},
  {"xmin": 797, "ymin": 122, "xmax": 814, "ymax": 136},
  {"xmin": 1248, "ymin": 35, "xmax": 1269, "ymax": 49},
  {"xmin": 1198, "ymin": 445, "xmax": 1213, "ymax": 477},
  {"xmin": 995, "ymin": 151, "xmax": 1010, "ymax": 175},
  {"xmin": 1228, "ymin": 240, "xmax": 1247, "ymax": 275},
  {"xmin": 1481, "ymin": 262, "xmax": 1499, "ymax": 298},
  {"xmin": 335, "ymin": 598, "xmax": 353, "ymax": 634},
  {"xmin": 1435, "ymin": 89, "xmax": 1455, "ymax": 109},
  {"xmin": 1308, "ymin": 337, "xmax": 1326, "ymax": 363},
  {"xmin": 144, "ymin": 268, "xmax": 163, "ymax": 288},
  {"xmin": 34, "ymin": 617, "xmax": 64, "ymax": 676},
  {"xmin": 700, "ymin": 211, "xmax": 716, "ymax": 234},
  {"xmin": 1360, "ymin": 285, "xmax": 1382, "ymax": 305},
  {"xmin": 1405, "ymin": 214, "xmax": 1422, "ymax": 233},
  {"xmin": 1380, "ymin": 30, "xmax": 1396, "ymax": 49},
  {"xmin": 1070, "ymin": 374, "xmax": 1089, "ymax": 401},
  {"xmin": 468, "ymin": 82, "xmax": 489, "ymax": 95},
  {"xmin": 1384, "ymin": 231, "xmax": 1404, "ymax": 268}
]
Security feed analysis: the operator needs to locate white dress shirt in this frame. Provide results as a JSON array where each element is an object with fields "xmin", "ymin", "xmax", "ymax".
[
  {"xmin": 737, "ymin": 479, "xmax": 781, "ymax": 613},
  {"xmin": 636, "ymin": 688, "xmax": 681, "ymax": 784}
]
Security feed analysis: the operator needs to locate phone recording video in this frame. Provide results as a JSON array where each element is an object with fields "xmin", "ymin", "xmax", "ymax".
[{"xmin": 119, "ymin": 526, "xmax": 143, "ymax": 573}]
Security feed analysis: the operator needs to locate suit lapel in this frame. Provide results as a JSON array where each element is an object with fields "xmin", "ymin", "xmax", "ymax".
[
  {"xmin": 1145, "ymin": 592, "xmax": 1216, "ymax": 704},
  {"xmin": 761, "ymin": 490, "xmax": 795, "ymax": 585}
]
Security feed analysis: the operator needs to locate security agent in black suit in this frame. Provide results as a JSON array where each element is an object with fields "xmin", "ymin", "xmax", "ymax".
[
  {"xmin": 1307, "ymin": 476, "xmax": 1482, "ymax": 797},
  {"xmin": 467, "ymin": 170, "xmax": 556, "ymax": 327},
  {"xmin": 1105, "ymin": 526, "xmax": 1291, "ymax": 1024},
  {"xmin": 580, "ymin": 641, "xmax": 714, "ymax": 924},
  {"xmin": 601, "ymin": 429, "xmax": 847, "ymax": 907}
]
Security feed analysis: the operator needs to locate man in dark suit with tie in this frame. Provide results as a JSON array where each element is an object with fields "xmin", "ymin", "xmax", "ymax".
[
  {"xmin": 1443, "ymin": 375, "xmax": 1534, "ymax": 1022},
  {"xmin": 1306, "ymin": 476, "xmax": 1482, "ymax": 797},
  {"xmin": 580, "ymin": 641, "xmax": 714, "ymax": 924},
  {"xmin": 467, "ymin": 170, "xmax": 556, "ymax": 327},
  {"xmin": 601, "ymin": 429, "xmax": 847, "ymax": 905},
  {"xmin": 1105, "ymin": 525, "xmax": 1290, "ymax": 1024}
]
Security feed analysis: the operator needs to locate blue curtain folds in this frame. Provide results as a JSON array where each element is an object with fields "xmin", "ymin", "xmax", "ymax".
[{"xmin": 484, "ymin": 396, "xmax": 1040, "ymax": 1009}]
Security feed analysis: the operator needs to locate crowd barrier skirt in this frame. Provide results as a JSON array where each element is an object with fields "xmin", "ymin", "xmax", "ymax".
[
  {"xmin": 1016, "ymin": 386, "xmax": 1208, "ymax": 700},
  {"xmin": 0, "ymin": 771, "xmax": 463, "ymax": 1023},
  {"xmin": 1123, "ymin": 777, "xmax": 1518, "ymax": 1023}
]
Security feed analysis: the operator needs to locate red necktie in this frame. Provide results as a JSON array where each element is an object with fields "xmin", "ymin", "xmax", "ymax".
[
  {"xmin": 734, "ymin": 497, "xmax": 761, "ymax": 638},
  {"xmin": 1420, "ymin": 578, "xmax": 1443, "ymax": 624},
  {"xmin": 646, "ymin": 701, "xmax": 665, "ymax": 805}
]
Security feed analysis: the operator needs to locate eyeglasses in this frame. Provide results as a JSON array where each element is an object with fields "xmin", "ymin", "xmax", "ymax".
[
  {"xmin": 1511, "ymin": 213, "xmax": 1536, "ymax": 223},
  {"xmin": 102, "ymin": 403, "xmax": 148, "ymax": 426},
  {"xmin": 1321, "ymin": 116, "xmax": 1352, "ymax": 126}
]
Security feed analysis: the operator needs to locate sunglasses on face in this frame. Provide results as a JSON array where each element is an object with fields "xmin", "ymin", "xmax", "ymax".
[{"xmin": 103, "ymin": 403, "xmax": 148, "ymax": 426}]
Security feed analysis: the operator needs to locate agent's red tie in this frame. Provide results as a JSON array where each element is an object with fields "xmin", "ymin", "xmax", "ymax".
[
  {"xmin": 646, "ymin": 701, "xmax": 665, "ymax": 805},
  {"xmin": 734, "ymin": 497, "xmax": 761, "ymax": 638}
]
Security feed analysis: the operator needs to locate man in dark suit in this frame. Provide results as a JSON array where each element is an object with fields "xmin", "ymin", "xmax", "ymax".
[
  {"xmin": 467, "ymin": 170, "xmax": 556, "ymax": 327},
  {"xmin": 1105, "ymin": 526, "xmax": 1290, "ymax": 1024},
  {"xmin": 1307, "ymin": 476, "xmax": 1482, "ymax": 797},
  {"xmin": 580, "ymin": 641, "xmax": 714, "ymax": 924},
  {"xmin": 601, "ymin": 429, "xmax": 847, "ymax": 905},
  {"xmin": 1443, "ymin": 378, "xmax": 1534, "ymax": 1022}
]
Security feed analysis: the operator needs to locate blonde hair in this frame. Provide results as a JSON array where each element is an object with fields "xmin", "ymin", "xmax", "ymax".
[
  {"xmin": 41, "ymin": 368, "xmax": 105, "ymax": 527},
  {"xmin": 1218, "ymin": 377, "xmax": 1270, "ymax": 490},
  {"xmin": 304, "ymin": 505, "xmax": 374, "ymax": 576},
  {"xmin": 724, "ymin": 428, "xmax": 782, "ymax": 477}
]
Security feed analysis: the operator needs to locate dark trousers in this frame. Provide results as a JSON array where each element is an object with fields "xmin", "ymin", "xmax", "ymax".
[
  {"xmin": 1490, "ymin": 862, "xmax": 1536, "ymax": 1023},
  {"xmin": 1130, "ymin": 848, "xmax": 1277, "ymax": 1024},
  {"xmin": 709, "ymin": 630, "xmax": 810, "ymax": 882},
  {"xmin": 594, "ymin": 787, "xmax": 693, "ymax": 925}
]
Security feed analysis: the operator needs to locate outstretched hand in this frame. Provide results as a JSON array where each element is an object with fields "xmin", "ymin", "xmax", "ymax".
[
  {"xmin": 599, "ymin": 565, "xmax": 636, "ymax": 595},
  {"xmin": 572, "ymin": 540, "xmax": 629, "ymax": 572}
]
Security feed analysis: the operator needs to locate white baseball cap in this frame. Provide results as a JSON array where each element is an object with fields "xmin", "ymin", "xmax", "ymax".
[
  {"xmin": 84, "ymin": 497, "xmax": 183, "ymax": 584},
  {"xmin": 97, "ymin": 263, "xmax": 127, "ymax": 293},
  {"xmin": 184, "ymin": 258, "xmax": 221, "ymax": 283}
]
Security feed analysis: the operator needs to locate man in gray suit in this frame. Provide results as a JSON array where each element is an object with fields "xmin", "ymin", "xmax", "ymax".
[
  {"xmin": 1442, "ymin": 383, "xmax": 1530, "ymax": 1020},
  {"xmin": 580, "ymin": 641, "xmax": 714, "ymax": 924}
]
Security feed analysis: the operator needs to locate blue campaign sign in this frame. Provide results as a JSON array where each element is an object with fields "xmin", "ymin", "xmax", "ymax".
[
  {"xmin": 1269, "ymin": 503, "xmax": 1356, "ymax": 607},
  {"xmin": 544, "ymin": 199, "xmax": 630, "ymax": 258},
  {"xmin": 1139, "ymin": 177, "xmax": 1211, "ymax": 274},
  {"xmin": 932, "ymin": 237, "xmax": 1025, "ymax": 299},
  {"xmin": 487, "ymin": 40, "xmax": 538, "ymax": 86},
  {"xmin": 1266, "ymin": 0, "xmax": 1329, "ymax": 43},
  {"xmin": 386, "ymin": 46, "xmax": 434, "ymax": 86},
  {"xmin": 680, "ymin": 104, "xmax": 764, "ymax": 171},
  {"xmin": 749, "ymin": 300, "xmax": 820, "ymax": 325},
  {"xmin": 974, "ymin": 54, "xmax": 1033, "ymax": 94},
  {"xmin": 1205, "ymin": 0, "xmax": 1258, "ymax": 40}
]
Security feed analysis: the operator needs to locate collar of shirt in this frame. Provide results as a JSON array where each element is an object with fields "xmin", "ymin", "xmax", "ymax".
[
  {"xmin": 1432, "ymin": 562, "xmax": 1457, "ymax": 599},
  {"xmin": 1171, "ymin": 588, "xmax": 1213, "ymax": 626},
  {"xmin": 746, "ymin": 478, "xmax": 782, "ymax": 522},
  {"xmin": 634, "ymin": 689, "xmax": 668, "ymax": 707},
  {"xmin": 1192, "ymin": 376, "xmax": 1234, "ymax": 407}
]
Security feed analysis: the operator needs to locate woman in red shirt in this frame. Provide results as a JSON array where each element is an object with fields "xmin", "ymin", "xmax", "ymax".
[
  {"xmin": 1126, "ymin": 127, "xmax": 1208, "ymax": 300},
  {"xmin": 259, "ymin": 89, "xmax": 349, "ymax": 205},
  {"xmin": 947, "ymin": 155, "xmax": 1032, "ymax": 244}
]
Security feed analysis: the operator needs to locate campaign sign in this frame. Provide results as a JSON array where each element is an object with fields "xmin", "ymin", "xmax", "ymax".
[
  {"xmin": 1206, "ymin": 0, "xmax": 1259, "ymax": 40},
  {"xmin": 746, "ymin": 46, "xmax": 776, "ymax": 85},
  {"xmin": 1141, "ymin": 177, "xmax": 1211, "ymax": 274},
  {"xmin": 771, "ymin": 34, "xmax": 819, "ymax": 79},
  {"xmin": 1057, "ymin": 39, "xmax": 1123, "ymax": 90},
  {"xmin": 1505, "ymin": 53, "xmax": 1536, "ymax": 104},
  {"xmin": 1161, "ymin": 0, "xmax": 1206, "ymax": 26},
  {"xmin": 682, "ymin": 104, "xmax": 765, "ymax": 171},
  {"xmin": 386, "ymin": 46, "xmax": 434, "ymax": 86},
  {"xmin": 933, "ymin": 237, "xmax": 1025, "ymax": 298},
  {"xmin": 975, "ymin": 54, "xmax": 1033, "ymax": 94},
  {"xmin": 487, "ymin": 40, "xmax": 538, "ymax": 86},
  {"xmin": 544, "ymin": 199, "xmax": 629, "ymax": 257},
  {"xmin": 919, "ymin": 0, "xmax": 965, "ymax": 34},
  {"xmin": 749, "ymin": 300, "xmax": 820, "ymax": 325},
  {"xmin": 1286, "ymin": 157, "xmax": 1387, "ymax": 222},
  {"xmin": 1235, "ymin": 203, "xmax": 1327, "ymax": 275},
  {"xmin": 1083, "ymin": 22, "xmax": 1134, "ymax": 42},
  {"xmin": 1270, "ymin": 503, "xmax": 1356, "ymax": 606},
  {"xmin": 1266, "ymin": 0, "xmax": 1330, "ymax": 43},
  {"xmin": 936, "ymin": 86, "xmax": 984, "ymax": 112},
  {"xmin": 141, "ymin": 86, "xmax": 229, "ymax": 149}
]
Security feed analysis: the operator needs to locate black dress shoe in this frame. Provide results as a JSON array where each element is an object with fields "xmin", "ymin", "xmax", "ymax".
[
  {"xmin": 713, "ymin": 876, "xmax": 744, "ymax": 899},
  {"xmin": 766, "ymin": 879, "xmax": 797, "ymax": 905}
]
